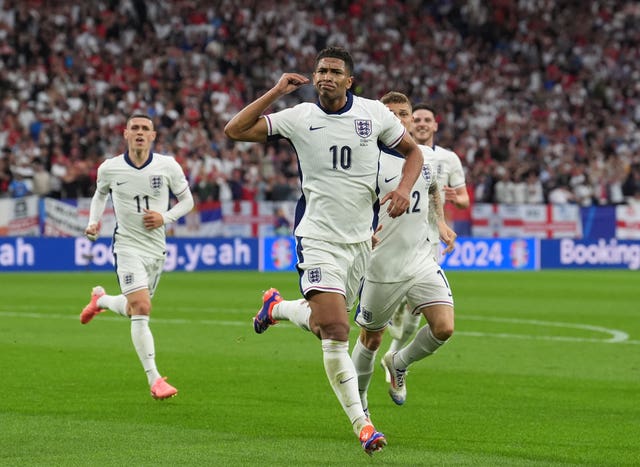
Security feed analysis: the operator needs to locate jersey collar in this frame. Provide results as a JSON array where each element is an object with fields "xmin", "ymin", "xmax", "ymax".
[
  {"xmin": 124, "ymin": 150, "xmax": 154, "ymax": 169},
  {"xmin": 316, "ymin": 90, "xmax": 354, "ymax": 115}
]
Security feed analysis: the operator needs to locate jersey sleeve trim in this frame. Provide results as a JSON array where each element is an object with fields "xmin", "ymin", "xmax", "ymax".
[
  {"xmin": 386, "ymin": 128, "xmax": 406, "ymax": 149},
  {"xmin": 264, "ymin": 115, "xmax": 273, "ymax": 136}
]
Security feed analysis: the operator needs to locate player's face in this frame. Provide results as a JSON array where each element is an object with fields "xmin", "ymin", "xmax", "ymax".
[
  {"xmin": 124, "ymin": 117, "xmax": 156, "ymax": 151},
  {"xmin": 385, "ymin": 102, "xmax": 413, "ymax": 131},
  {"xmin": 411, "ymin": 108, "xmax": 437, "ymax": 145},
  {"xmin": 313, "ymin": 57, "xmax": 353, "ymax": 100}
]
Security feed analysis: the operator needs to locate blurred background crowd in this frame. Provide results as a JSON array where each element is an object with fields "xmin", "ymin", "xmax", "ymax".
[{"xmin": 1, "ymin": 0, "xmax": 639, "ymax": 206}]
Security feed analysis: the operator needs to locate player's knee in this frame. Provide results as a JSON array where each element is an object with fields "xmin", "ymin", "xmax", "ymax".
[
  {"xmin": 360, "ymin": 330, "xmax": 383, "ymax": 350},
  {"xmin": 319, "ymin": 322, "xmax": 350, "ymax": 341},
  {"xmin": 432, "ymin": 323, "xmax": 454, "ymax": 341},
  {"xmin": 128, "ymin": 298, "xmax": 152, "ymax": 316}
]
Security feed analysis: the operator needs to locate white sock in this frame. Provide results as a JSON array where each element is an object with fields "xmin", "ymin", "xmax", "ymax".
[
  {"xmin": 321, "ymin": 339, "xmax": 369, "ymax": 435},
  {"xmin": 130, "ymin": 315, "xmax": 161, "ymax": 385},
  {"xmin": 396, "ymin": 325, "xmax": 445, "ymax": 369},
  {"xmin": 97, "ymin": 294, "xmax": 128, "ymax": 317},
  {"xmin": 389, "ymin": 309, "xmax": 421, "ymax": 353},
  {"xmin": 351, "ymin": 338, "xmax": 376, "ymax": 415},
  {"xmin": 272, "ymin": 299, "xmax": 311, "ymax": 331}
]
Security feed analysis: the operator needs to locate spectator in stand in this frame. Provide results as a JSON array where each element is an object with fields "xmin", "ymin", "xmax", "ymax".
[
  {"xmin": 8, "ymin": 172, "xmax": 30, "ymax": 198},
  {"xmin": 273, "ymin": 206, "xmax": 291, "ymax": 236},
  {"xmin": 31, "ymin": 158, "xmax": 51, "ymax": 196},
  {"xmin": 0, "ymin": 155, "xmax": 11, "ymax": 197},
  {"xmin": 525, "ymin": 171, "xmax": 545, "ymax": 204},
  {"xmin": 622, "ymin": 164, "xmax": 640, "ymax": 202},
  {"xmin": 268, "ymin": 173, "xmax": 294, "ymax": 201},
  {"xmin": 227, "ymin": 167, "xmax": 244, "ymax": 200},
  {"xmin": 548, "ymin": 183, "xmax": 576, "ymax": 205},
  {"xmin": 493, "ymin": 168, "xmax": 514, "ymax": 204}
]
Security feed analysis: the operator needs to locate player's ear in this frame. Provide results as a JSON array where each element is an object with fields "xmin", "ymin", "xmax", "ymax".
[{"xmin": 345, "ymin": 76, "xmax": 353, "ymax": 90}]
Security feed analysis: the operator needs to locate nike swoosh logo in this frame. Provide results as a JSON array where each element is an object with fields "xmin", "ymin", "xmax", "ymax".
[
  {"xmin": 339, "ymin": 376, "xmax": 355, "ymax": 384},
  {"xmin": 384, "ymin": 176, "xmax": 399, "ymax": 183},
  {"xmin": 116, "ymin": 181, "xmax": 127, "ymax": 186},
  {"xmin": 309, "ymin": 125, "xmax": 326, "ymax": 131}
]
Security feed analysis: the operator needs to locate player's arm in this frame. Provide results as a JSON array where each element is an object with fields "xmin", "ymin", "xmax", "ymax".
[
  {"xmin": 85, "ymin": 165, "xmax": 110, "ymax": 241},
  {"xmin": 224, "ymin": 73, "xmax": 310, "ymax": 142},
  {"xmin": 143, "ymin": 187, "xmax": 195, "ymax": 230},
  {"xmin": 380, "ymin": 133, "xmax": 423, "ymax": 218},
  {"xmin": 443, "ymin": 185, "xmax": 470, "ymax": 209},
  {"xmin": 429, "ymin": 180, "xmax": 456, "ymax": 254},
  {"xmin": 444, "ymin": 154, "xmax": 470, "ymax": 209},
  {"xmin": 85, "ymin": 190, "xmax": 108, "ymax": 241}
]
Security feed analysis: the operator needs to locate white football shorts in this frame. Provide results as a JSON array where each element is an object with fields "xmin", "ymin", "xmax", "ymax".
[
  {"xmin": 114, "ymin": 252, "xmax": 165, "ymax": 297},
  {"xmin": 356, "ymin": 261, "xmax": 454, "ymax": 331},
  {"xmin": 297, "ymin": 237, "xmax": 370, "ymax": 311}
]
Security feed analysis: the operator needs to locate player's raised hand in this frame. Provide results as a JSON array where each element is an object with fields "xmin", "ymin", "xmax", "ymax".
[{"xmin": 274, "ymin": 73, "xmax": 310, "ymax": 95}]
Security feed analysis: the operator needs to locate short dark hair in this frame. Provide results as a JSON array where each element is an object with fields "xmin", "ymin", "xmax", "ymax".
[
  {"xmin": 126, "ymin": 113, "xmax": 154, "ymax": 128},
  {"xmin": 315, "ymin": 46, "xmax": 354, "ymax": 75},
  {"xmin": 380, "ymin": 91, "xmax": 411, "ymax": 107},
  {"xmin": 412, "ymin": 102, "xmax": 436, "ymax": 117}
]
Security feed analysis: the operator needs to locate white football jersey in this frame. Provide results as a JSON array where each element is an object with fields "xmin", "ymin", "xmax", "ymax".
[
  {"xmin": 366, "ymin": 145, "xmax": 437, "ymax": 283},
  {"xmin": 94, "ymin": 152, "xmax": 190, "ymax": 258},
  {"xmin": 265, "ymin": 92, "xmax": 405, "ymax": 243},
  {"xmin": 426, "ymin": 144, "xmax": 466, "ymax": 249}
]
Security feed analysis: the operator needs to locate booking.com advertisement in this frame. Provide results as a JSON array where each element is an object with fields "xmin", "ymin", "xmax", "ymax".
[
  {"xmin": 2, "ymin": 236, "xmax": 640, "ymax": 272},
  {"xmin": 540, "ymin": 238, "xmax": 640, "ymax": 270}
]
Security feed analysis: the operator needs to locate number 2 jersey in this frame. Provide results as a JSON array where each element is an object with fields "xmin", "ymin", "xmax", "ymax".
[
  {"xmin": 366, "ymin": 145, "xmax": 437, "ymax": 283},
  {"xmin": 91, "ymin": 151, "xmax": 191, "ymax": 258},
  {"xmin": 265, "ymin": 91, "xmax": 406, "ymax": 243}
]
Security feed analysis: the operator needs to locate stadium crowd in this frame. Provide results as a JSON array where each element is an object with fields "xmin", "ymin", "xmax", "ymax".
[{"xmin": 1, "ymin": 0, "xmax": 639, "ymax": 207}]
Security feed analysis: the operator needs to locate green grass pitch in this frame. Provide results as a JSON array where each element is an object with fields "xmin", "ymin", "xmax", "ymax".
[{"xmin": 1, "ymin": 270, "xmax": 639, "ymax": 466}]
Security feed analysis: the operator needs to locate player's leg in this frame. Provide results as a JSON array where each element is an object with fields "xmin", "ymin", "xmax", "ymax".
[
  {"xmin": 393, "ymin": 302, "xmax": 453, "ymax": 368},
  {"xmin": 308, "ymin": 291, "xmax": 366, "ymax": 427},
  {"xmin": 353, "ymin": 279, "xmax": 407, "ymax": 413},
  {"xmin": 272, "ymin": 298, "xmax": 311, "ymax": 331},
  {"xmin": 302, "ymin": 239, "xmax": 385, "ymax": 454},
  {"xmin": 388, "ymin": 304, "xmax": 421, "ymax": 353},
  {"xmin": 127, "ymin": 288, "xmax": 162, "ymax": 383},
  {"xmin": 352, "ymin": 328, "xmax": 383, "ymax": 416},
  {"xmin": 123, "ymin": 256, "xmax": 176, "ymax": 399},
  {"xmin": 385, "ymin": 265, "xmax": 454, "ymax": 404},
  {"xmin": 386, "ymin": 297, "xmax": 407, "ymax": 340}
]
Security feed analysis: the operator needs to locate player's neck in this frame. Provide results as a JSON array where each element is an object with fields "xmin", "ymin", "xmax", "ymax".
[
  {"xmin": 319, "ymin": 94, "xmax": 347, "ymax": 112},
  {"xmin": 129, "ymin": 149, "xmax": 150, "ymax": 167}
]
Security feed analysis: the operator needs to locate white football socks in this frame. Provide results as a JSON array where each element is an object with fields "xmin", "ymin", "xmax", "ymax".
[
  {"xmin": 321, "ymin": 339, "xmax": 369, "ymax": 435},
  {"xmin": 97, "ymin": 293, "xmax": 129, "ymax": 317},
  {"xmin": 351, "ymin": 337, "xmax": 376, "ymax": 415},
  {"xmin": 130, "ymin": 315, "xmax": 161, "ymax": 385},
  {"xmin": 395, "ymin": 324, "xmax": 445, "ymax": 369},
  {"xmin": 272, "ymin": 299, "xmax": 311, "ymax": 331}
]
